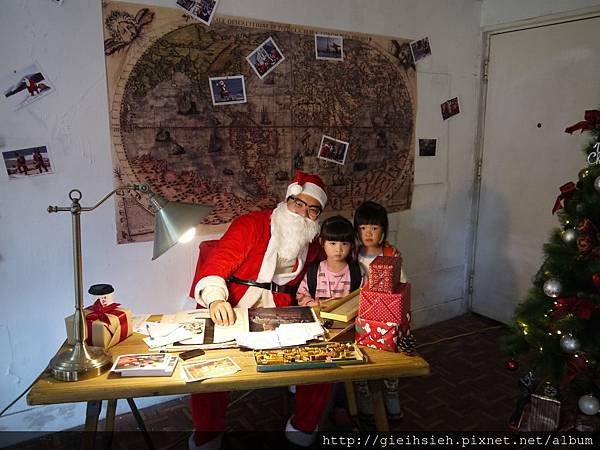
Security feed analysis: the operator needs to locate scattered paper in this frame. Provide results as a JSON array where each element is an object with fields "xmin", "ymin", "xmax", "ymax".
[
  {"xmin": 236, "ymin": 322, "xmax": 325, "ymax": 349},
  {"xmin": 143, "ymin": 325, "xmax": 193, "ymax": 349}
]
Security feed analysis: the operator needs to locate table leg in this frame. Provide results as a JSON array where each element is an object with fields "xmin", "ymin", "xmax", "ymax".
[
  {"xmin": 368, "ymin": 380, "xmax": 390, "ymax": 432},
  {"xmin": 104, "ymin": 399, "xmax": 117, "ymax": 449},
  {"xmin": 344, "ymin": 381, "xmax": 358, "ymax": 417},
  {"xmin": 126, "ymin": 398, "xmax": 156, "ymax": 450},
  {"xmin": 82, "ymin": 400, "xmax": 102, "ymax": 450}
]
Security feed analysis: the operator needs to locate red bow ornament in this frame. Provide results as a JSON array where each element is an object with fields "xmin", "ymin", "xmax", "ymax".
[
  {"xmin": 553, "ymin": 296, "xmax": 598, "ymax": 320},
  {"xmin": 576, "ymin": 218, "xmax": 600, "ymax": 258},
  {"xmin": 86, "ymin": 299, "xmax": 122, "ymax": 325},
  {"xmin": 593, "ymin": 274, "xmax": 600, "ymax": 293},
  {"xmin": 552, "ymin": 182, "xmax": 576, "ymax": 214},
  {"xmin": 560, "ymin": 355, "xmax": 587, "ymax": 391},
  {"xmin": 565, "ymin": 110, "xmax": 600, "ymax": 134}
]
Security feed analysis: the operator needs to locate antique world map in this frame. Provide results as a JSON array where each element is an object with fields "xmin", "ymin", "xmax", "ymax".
[{"xmin": 102, "ymin": 1, "xmax": 417, "ymax": 244}]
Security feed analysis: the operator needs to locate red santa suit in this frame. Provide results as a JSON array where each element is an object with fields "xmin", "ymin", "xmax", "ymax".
[{"xmin": 189, "ymin": 208, "xmax": 331, "ymax": 447}]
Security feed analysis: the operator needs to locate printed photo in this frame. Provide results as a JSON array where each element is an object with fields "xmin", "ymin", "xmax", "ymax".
[
  {"xmin": 2, "ymin": 145, "xmax": 54, "ymax": 179},
  {"xmin": 1, "ymin": 62, "xmax": 55, "ymax": 111},
  {"xmin": 246, "ymin": 36, "xmax": 285, "ymax": 80},
  {"xmin": 317, "ymin": 135, "xmax": 349, "ymax": 165},
  {"xmin": 176, "ymin": 0, "xmax": 220, "ymax": 26},
  {"xmin": 418, "ymin": 138, "xmax": 437, "ymax": 157},
  {"xmin": 113, "ymin": 353, "xmax": 168, "ymax": 371},
  {"xmin": 208, "ymin": 75, "xmax": 247, "ymax": 106},
  {"xmin": 248, "ymin": 307, "xmax": 316, "ymax": 332},
  {"xmin": 410, "ymin": 37, "xmax": 432, "ymax": 63},
  {"xmin": 441, "ymin": 97, "xmax": 460, "ymax": 120},
  {"xmin": 181, "ymin": 357, "xmax": 240, "ymax": 382},
  {"xmin": 315, "ymin": 34, "xmax": 343, "ymax": 61}
]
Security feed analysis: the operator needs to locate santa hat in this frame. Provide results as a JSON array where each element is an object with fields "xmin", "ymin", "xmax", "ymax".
[{"xmin": 285, "ymin": 171, "xmax": 327, "ymax": 208}]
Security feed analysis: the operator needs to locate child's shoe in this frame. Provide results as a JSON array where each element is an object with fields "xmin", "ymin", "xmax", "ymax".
[
  {"xmin": 383, "ymin": 378, "xmax": 404, "ymax": 420},
  {"xmin": 355, "ymin": 380, "xmax": 374, "ymax": 416}
]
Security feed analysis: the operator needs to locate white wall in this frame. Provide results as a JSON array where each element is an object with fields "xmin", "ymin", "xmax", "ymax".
[
  {"xmin": 0, "ymin": 0, "xmax": 483, "ymax": 433},
  {"xmin": 481, "ymin": 0, "xmax": 600, "ymax": 26}
]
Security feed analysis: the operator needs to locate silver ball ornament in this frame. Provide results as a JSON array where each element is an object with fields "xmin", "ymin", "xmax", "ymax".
[
  {"xmin": 578, "ymin": 394, "xmax": 600, "ymax": 415},
  {"xmin": 594, "ymin": 176, "xmax": 600, "ymax": 193},
  {"xmin": 560, "ymin": 334, "xmax": 580, "ymax": 353},
  {"xmin": 543, "ymin": 279, "xmax": 562, "ymax": 298},
  {"xmin": 561, "ymin": 229, "xmax": 577, "ymax": 244}
]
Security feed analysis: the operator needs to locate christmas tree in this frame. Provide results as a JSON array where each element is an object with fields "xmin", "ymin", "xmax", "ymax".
[{"xmin": 505, "ymin": 110, "xmax": 600, "ymax": 425}]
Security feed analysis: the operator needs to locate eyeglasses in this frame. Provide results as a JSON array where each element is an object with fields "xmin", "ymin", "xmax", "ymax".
[{"xmin": 287, "ymin": 196, "xmax": 322, "ymax": 219}]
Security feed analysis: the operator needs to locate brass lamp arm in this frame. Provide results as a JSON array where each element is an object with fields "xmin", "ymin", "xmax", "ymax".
[{"xmin": 47, "ymin": 183, "xmax": 152, "ymax": 214}]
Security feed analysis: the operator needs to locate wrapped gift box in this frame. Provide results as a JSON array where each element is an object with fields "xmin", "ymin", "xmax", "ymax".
[
  {"xmin": 358, "ymin": 284, "xmax": 411, "ymax": 327},
  {"xmin": 65, "ymin": 300, "xmax": 132, "ymax": 349},
  {"xmin": 355, "ymin": 317, "xmax": 398, "ymax": 352},
  {"xmin": 368, "ymin": 255, "xmax": 403, "ymax": 293}
]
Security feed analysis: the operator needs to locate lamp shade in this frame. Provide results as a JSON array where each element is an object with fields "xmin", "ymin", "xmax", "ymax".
[{"xmin": 151, "ymin": 194, "xmax": 213, "ymax": 260}]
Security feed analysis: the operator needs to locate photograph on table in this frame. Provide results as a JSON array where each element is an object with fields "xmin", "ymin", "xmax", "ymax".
[
  {"xmin": 2, "ymin": 145, "xmax": 54, "ymax": 180},
  {"xmin": 1, "ymin": 62, "xmax": 55, "ymax": 111},
  {"xmin": 418, "ymin": 138, "xmax": 437, "ymax": 157},
  {"xmin": 246, "ymin": 36, "xmax": 285, "ymax": 79},
  {"xmin": 176, "ymin": 0, "xmax": 220, "ymax": 26},
  {"xmin": 112, "ymin": 353, "xmax": 170, "ymax": 371},
  {"xmin": 410, "ymin": 37, "xmax": 431, "ymax": 63},
  {"xmin": 315, "ymin": 34, "xmax": 343, "ymax": 61},
  {"xmin": 317, "ymin": 135, "xmax": 349, "ymax": 165},
  {"xmin": 248, "ymin": 306, "xmax": 317, "ymax": 332},
  {"xmin": 441, "ymin": 97, "xmax": 460, "ymax": 120},
  {"xmin": 181, "ymin": 356, "xmax": 240, "ymax": 382},
  {"xmin": 208, "ymin": 75, "xmax": 247, "ymax": 106}
]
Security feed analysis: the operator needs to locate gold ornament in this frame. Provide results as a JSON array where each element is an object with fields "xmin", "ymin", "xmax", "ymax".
[{"xmin": 579, "ymin": 167, "xmax": 593, "ymax": 181}]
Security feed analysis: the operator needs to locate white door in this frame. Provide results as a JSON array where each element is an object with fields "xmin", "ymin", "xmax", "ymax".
[{"xmin": 472, "ymin": 15, "xmax": 600, "ymax": 324}]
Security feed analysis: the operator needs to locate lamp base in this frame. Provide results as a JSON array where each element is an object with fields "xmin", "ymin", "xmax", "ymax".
[{"xmin": 49, "ymin": 341, "xmax": 112, "ymax": 382}]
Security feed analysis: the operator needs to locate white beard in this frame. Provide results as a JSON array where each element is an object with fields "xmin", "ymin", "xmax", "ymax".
[{"xmin": 271, "ymin": 202, "xmax": 320, "ymax": 261}]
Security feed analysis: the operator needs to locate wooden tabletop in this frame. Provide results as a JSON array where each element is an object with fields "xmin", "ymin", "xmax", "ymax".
[{"xmin": 27, "ymin": 331, "xmax": 429, "ymax": 406}]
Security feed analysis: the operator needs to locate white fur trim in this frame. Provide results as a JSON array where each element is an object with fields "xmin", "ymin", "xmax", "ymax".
[
  {"xmin": 188, "ymin": 433, "xmax": 222, "ymax": 450},
  {"xmin": 194, "ymin": 276, "xmax": 228, "ymax": 307},
  {"xmin": 300, "ymin": 182, "xmax": 327, "ymax": 208},
  {"xmin": 285, "ymin": 416, "xmax": 316, "ymax": 447},
  {"xmin": 286, "ymin": 182, "xmax": 327, "ymax": 208}
]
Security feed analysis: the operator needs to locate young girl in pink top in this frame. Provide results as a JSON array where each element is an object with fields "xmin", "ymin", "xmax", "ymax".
[{"xmin": 296, "ymin": 215, "xmax": 364, "ymax": 307}]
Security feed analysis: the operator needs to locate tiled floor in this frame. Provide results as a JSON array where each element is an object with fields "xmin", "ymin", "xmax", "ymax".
[{"xmin": 8, "ymin": 313, "xmax": 527, "ymax": 449}]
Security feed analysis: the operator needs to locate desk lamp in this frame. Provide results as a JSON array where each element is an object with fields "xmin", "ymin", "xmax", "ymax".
[{"xmin": 47, "ymin": 183, "xmax": 213, "ymax": 381}]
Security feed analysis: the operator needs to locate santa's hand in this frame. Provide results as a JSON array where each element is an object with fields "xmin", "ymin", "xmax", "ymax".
[{"xmin": 209, "ymin": 300, "xmax": 236, "ymax": 326}]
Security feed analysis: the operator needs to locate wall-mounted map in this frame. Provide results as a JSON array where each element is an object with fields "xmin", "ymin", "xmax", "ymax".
[{"xmin": 102, "ymin": 1, "xmax": 416, "ymax": 244}]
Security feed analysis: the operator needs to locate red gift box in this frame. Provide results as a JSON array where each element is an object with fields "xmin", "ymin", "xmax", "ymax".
[
  {"xmin": 65, "ymin": 299, "xmax": 132, "ymax": 349},
  {"xmin": 355, "ymin": 317, "xmax": 398, "ymax": 352},
  {"xmin": 358, "ymin": 284, "xmax": 411, "ymax": 326},
  {"xmin": 368, "ymin": 255, "xmax": 403, "ymax": 293}
]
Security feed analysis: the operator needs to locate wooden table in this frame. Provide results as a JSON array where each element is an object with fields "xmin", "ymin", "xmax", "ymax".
[{"xmin": 28, "ymin": 331, "xmax": 429, "ymax": 448}]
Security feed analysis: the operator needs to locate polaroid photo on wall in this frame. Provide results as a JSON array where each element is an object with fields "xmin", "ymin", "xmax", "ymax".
[
  {"xmin": 315, "ymin": 34, "xmax": 344, "ymax": 61},
  {"xmin": 418, "ymin": 138, "xmax": 437, "ymax": 157},
  {"xmin": 2, "ymin": 145, "xmax": 55, "ymax": 180},
  {"xmin": 175, "ymin": 0, "xmax": 220, "ymax": 26},
  {"xmin": 246, "ymin": 37, "xmax": 285, "ymax": 80},
  {"xmin": 1, "ymin": 62, "xmax": 55, "ymax": 111},
  {"xmin": 410, "ymin": 37, "xmax": 432, "ymax": 63},
  {"xmin": 441, "ymin": 97, "xmax": 460, "ymax": 120},
  {"xmin": 317, "ymin": 135, "xmax": 349, "ymax": 166},
  {"xmin": 209, "ymin": 75, "xmax": 247, "ymax": 106}
]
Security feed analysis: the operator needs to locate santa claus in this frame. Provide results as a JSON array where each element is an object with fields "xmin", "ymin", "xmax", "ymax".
[{"xmin": 188, "ymin": 171, "xmax": 331, "ymax": 450}]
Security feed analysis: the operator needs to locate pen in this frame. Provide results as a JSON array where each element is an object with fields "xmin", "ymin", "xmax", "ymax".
[{"xmin": 146, "ymin": 323, "xmax": 154, "ymax": 340}]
